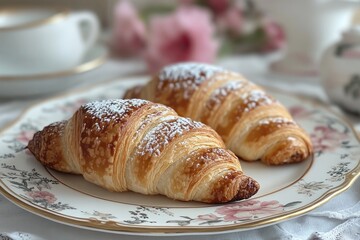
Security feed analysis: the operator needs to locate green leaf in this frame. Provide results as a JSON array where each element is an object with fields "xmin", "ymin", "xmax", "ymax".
[
  {"xmin": 9, "ymin": 181, "xmax": 23, "ymax": 186},
  {"xmin": 283, "ymin": 201, "xmax": 302, "ymax": 208}
]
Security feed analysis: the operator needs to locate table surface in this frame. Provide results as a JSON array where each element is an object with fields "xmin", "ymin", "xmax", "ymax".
[{"xmin": 0, "ymin": 54, "xmax": 359, "ymax": 240}]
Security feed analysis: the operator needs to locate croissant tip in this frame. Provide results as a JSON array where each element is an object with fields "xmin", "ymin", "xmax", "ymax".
[
  {"xmin": 27, "ymin": 131, "xmax": 40, "ymax": 159},
  {"xmin": 262, "ymin": 142, "xmax": 312, "ymax": 165},
  {"xmin": 233, "ymin": 176, "xmax": 260, "ymax": 201},
  {"xmin": 27, "ymin": 122, "xmax": 66, "ymax": 170}
]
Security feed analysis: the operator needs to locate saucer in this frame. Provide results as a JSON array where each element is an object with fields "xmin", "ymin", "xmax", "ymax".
[{"xmin": 0, "ymin": 43, "xmax": 107, "ymax": 98}]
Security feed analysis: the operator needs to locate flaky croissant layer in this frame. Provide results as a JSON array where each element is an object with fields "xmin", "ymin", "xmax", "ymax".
[
  {"xmin": 28, "ymin": 99, "xmax": 259, "ymax": 203},
  {"xmin": 124, "ymin": 63, "xmax": 313, "ymax": 165}
]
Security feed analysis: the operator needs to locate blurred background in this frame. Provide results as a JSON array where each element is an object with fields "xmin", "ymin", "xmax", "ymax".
[
  {"xmin": 1, "ymin": 0, "xmax": 360, "ymax": 74},
  {"xmin": 0, "ymin": 0, "xmax": 179, "ymax": 27}
]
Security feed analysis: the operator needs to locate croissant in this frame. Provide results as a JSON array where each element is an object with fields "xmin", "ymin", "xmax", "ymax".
[
  {"xmin": 27, "ymin": 99, "xmax": 259, "ymax": 203},
  {"xmin": 124, "ymin": 63, "xmax": 313, "ymax": 165}
]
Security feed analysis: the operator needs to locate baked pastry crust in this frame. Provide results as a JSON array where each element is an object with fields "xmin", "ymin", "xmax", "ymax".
[
  {"xmin": 124, "ymin": 63, "xmax": 313, "ymax": 165},
  {"xmin": 28, "ymin": 99, "xmax": 259, "ymax": 203}
]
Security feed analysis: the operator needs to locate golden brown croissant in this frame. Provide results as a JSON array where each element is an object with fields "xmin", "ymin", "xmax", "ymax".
[
  {"xmin": 124, "ymin": 63, "xmax": 313, "ymax": 165},
  {"xmin": 27, "ymin": 99, "xmax": 259, "ymax": 203}
]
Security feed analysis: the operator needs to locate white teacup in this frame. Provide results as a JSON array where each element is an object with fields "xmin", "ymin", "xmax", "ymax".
[
  {"xmin": 254, "ymin": 0, "xmax": 359, "ymax": 75},
  {"xmin": 0, "ymin": 7, "xmax": 100, "ymax": 74}
]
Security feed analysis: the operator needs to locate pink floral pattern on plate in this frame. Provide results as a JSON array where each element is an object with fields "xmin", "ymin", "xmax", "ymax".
[
  {"xmin": 167, "ymin": 200, "xmax": 301, "ymax": 226},
  {"xmin": 0, "ymin": 79, "xmax": 359, "ymax": 234},
  {"xmin": 0, "ymin": 163, "xmax": 75, "ymax": 211},
  {"xmin": 216, "ymin": 200, "xmax": 288, "ymax": 221},
  {"xmin": 310, "ymin": 126, "xmax": 348, "ymax": 154}
]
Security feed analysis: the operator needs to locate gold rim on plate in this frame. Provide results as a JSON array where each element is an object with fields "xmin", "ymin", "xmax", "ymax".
[{"xmin": 0, "ymin": 77, "xmax": 359, "ymax": 235}]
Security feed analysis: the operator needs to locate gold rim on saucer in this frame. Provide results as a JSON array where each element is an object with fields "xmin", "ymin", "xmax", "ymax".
[
  {"xmin": 0, "ymin": 45, "xmax": 108, "ymax": 81},
  {"xmin": 0, "ymin": 6, "xmax": 69, "ymax": 31}
]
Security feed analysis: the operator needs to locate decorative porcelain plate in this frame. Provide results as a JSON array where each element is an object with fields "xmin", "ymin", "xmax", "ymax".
[{"xmin": 0, "ymin": 77, "xmax": 359, "ymax": 236}]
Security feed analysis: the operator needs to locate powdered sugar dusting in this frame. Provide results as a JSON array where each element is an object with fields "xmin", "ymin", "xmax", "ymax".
[
  {"xmin": 82, "ymin": 99, "xmax": 149, "ymax": 131},
  {"xmin": 259, "ymin": 117, "xmax": 294, "ymax": 126},
  {"xmin": 185, "ymin": 147, "xmax": 230, "ymax": 163},
  {"xmin": 135, "ymin": 105, "xmax": 174, "ymax": 135},
  {"xmin": 158, "ymin": 62, "xmax": 225, "ymax": 99},
  {"xmin": 47, "ymin": 120, "xmax": 66, "ymax": 137},
  {"xmin": 209, "ymin": 80, "xmax": 247, "ymax": 106},
  {"xmin": 241, "ymin": 89, "xmax": 274, "ymax": 112},
  {"xmin": 136, "ymin": 116, "xmax": 205, "ymax": 157}
]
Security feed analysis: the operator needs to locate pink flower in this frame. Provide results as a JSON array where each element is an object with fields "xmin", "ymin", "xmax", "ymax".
[
  {"xmin": 145, "ymin": 6, "xmax": 218, "ymax": 73},
  {"xmin": 196, "ymin": 213, "xmax": 220, "ymax": 221},
  {"xmin": 178, "ymin": 0, "xmax": 230, "ymax": 14},
  {"xmin": 217, "ymin": 7, "xmax": 243, "ymax": 35},
  {"xmin": 310, "ymin": 126, "xmax": 347, "ymax": 153},
  {"xmin": 16, "ymin": 131, "xmax": 35, "ymax": 144},
  {"xmin": 111, "ymin": 0, "xmax": 146, "ymax": 57},
  {"xmin": 208, "ymin": 0, "xmax": 230, "ymax": 15},
  {"xmin": 342, "ymin": 48, "xmax": 360, "ymax": 59},
  {"xmin": 289, "ymin": 106, "xmax": 312, "ymax": 119},
  {"xmin": 215, "ymin": 200, "xmax": 284, "ymax": 221},
  {"xmin": 27, "ymin": 191, "xmax": 57, "ymax": 204},
  {"xmin": 261, "ymin": 19, "xmax": 285, "ymax": 52}
]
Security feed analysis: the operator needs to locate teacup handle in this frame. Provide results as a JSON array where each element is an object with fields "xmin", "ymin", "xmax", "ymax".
[{"xmin": 70, "ymin": 11, "xmax": 100, "ymax": 53}]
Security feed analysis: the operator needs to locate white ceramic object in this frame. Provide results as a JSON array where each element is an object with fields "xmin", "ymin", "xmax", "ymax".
[
  {"xmin": 320, "ymin": 27, "xmax": 360, "ymax": 114},
  {"xmin": 0, "ymin": 43, "xmax": 107, "ymax": 98},
  {"xmin": 254, "ymin": 0, "xmax": 359, "ymax": 75},
  {"xmin": 0, "ymin": 77, "xmax": 359, "ymax": 235},
  {"xmin": 0, "ymin": 7, "xmax": 100, "ymax": 74}
]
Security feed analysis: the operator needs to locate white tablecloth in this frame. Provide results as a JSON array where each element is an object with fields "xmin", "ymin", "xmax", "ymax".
[{"xmin": 0, "ymin": 55, "xmax": 359, "ymax": 240}]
